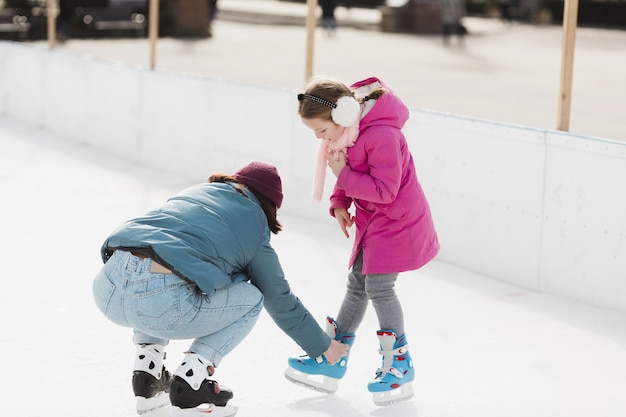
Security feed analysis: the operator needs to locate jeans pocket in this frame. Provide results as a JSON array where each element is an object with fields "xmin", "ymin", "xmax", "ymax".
[
  {"xmin": 132, "ymin": 282, "xmax": 182, "ymax": 331},
  {"xmin": 93, "ymin": 270, "xmax": 116, "ymax": 315}
]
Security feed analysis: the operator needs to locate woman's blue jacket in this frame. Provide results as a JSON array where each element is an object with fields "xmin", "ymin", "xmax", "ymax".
[{"xmin": 101, "ymin": 182, "xmax": 329, "ymax": 358}]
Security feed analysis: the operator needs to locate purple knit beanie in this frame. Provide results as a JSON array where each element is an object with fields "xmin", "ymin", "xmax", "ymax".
[{"xmin": 233, "ymin": 162, "xmax": 284, "ymax": 208}]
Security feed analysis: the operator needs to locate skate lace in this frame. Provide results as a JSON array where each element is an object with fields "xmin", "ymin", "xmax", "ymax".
[
  {"xmin": 298, "ymin": 354, "xmax": 325, "ymax": 364},
  {"xmin": 378, "ymin": 345, "xmax": 409, "ymax": 356},
  {"xmin": 375, "ymin": 366, "xmax": 404, "ymax": 379},
  {"xmin": 375, "ymin": 344, "xmax": 409, "ymax": 380}
]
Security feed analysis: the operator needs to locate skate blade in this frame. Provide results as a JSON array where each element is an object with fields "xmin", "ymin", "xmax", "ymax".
[
  {"xmin": 171, "ymin": 404, "xmax": 238, "ymax": 417},
  {"xmin": 136, "ymin": 393, "xmax": 170, "ymax": 414},
  {"xmin": 372, "ymin": 383, "xmax": 414, "ymax": 406},
  {"xmin": 284, "ymin": 367, "xmax": 338, "ymax": 394}
]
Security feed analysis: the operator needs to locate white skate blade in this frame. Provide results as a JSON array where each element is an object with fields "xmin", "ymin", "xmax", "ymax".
[
  {"xmin": 284, "ymin": 367, "xmax": 338, "ymax": 394},
  {"xmin": 171, "ymin": 403, "xmax": 238, "ymax": 417},
  {"xmin": 136, "ymin": 393, "xmax": 170, "ymax": 414},
  {"xmin": 372, "ymin": 383, "xmax": 414, "ymax": 406}
]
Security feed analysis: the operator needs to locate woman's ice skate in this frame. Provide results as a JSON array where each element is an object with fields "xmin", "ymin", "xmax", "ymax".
[
  {"xmin": 367, "ymin": 330, "xmax": 415, "ymax": 406},
  {"xmin": 284, "ymin": 317, "xmax": 355, "ymax": 394},
  {"xmin": 170, "ymin": 353, "xmax": 237, "ymax": 417},
  {"xmin": 132, "ymin": 344, "xmax": 172, "ymax": 414}
]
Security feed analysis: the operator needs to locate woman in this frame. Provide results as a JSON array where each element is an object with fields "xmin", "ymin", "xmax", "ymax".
[{"xmin": 93, "ymin": 161, "xmax": 348, "ymax": 417}]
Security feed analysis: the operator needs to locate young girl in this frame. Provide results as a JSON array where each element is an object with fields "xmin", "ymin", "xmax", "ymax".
[{"xmin": 285, "ymin": 77, "xmax": 440, "ymax": 406}]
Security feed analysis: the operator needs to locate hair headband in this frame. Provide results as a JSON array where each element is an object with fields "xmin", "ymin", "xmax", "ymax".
[
  {"xmin": 297, "ymin": 93, "xmax": 336, "ymax": 108},
  {"xmin": 298, "ymin": 93, "xmax": 361, "ymax": 127}
]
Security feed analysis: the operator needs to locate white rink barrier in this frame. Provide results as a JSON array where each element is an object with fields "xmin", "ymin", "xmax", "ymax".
[{"xmin": 1, "ymin": 41, "xmax": 625, "ymax": 312}]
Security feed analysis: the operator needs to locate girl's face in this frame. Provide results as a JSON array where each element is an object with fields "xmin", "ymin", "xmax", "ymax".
[{"xmin": 302, "ymin": 118, "xmax": 345, "ymax": 143}]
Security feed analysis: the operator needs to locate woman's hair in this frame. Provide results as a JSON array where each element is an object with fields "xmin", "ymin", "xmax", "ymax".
[
  {"xmin": 208, "ymin": 174, "xmax": 283, "ymax": 234},
  {"xmin": 298, "ymin": 78, "xmax": 387, "ymax": 121}
]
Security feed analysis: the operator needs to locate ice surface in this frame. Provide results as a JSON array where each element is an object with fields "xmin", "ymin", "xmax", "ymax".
[{"xmin": 1, "ymin": 116, "xmax": 626, "ymax": 417}]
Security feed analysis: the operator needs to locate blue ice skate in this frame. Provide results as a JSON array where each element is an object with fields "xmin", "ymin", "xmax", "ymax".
[
  {"xmin": 284, "ymin": 317, "xmax": 355, "ymax": 394},
  {"xmin": 367, "ymin": 330, "xmax": 415, "ymax": 406}
]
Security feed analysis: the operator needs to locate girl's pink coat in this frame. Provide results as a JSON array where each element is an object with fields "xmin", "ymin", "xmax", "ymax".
[{"xmin": 329, "ymin": 77, "xmax": 440, "ymax": 274}]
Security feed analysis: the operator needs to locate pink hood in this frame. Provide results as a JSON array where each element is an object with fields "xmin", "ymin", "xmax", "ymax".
[{"xmin": 329, "ymin": 77, "xmax": 439, "ymax": 274}]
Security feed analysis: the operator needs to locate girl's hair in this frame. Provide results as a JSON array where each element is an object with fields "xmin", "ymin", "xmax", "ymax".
[
  {"xmin": 298, "ymin": 78, "xmax": 387, "ymax": 122},
  {"xmin": 208, "ymin": 174, "xmax": 283, "ymax": 234}
]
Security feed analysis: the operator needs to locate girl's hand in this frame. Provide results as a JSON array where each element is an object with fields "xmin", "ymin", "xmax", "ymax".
[
  {"xmin": 333, "ymin": 208, "xmax": 355, "ymax": 238},
  {"xmin": 327, "ymin": 150, "xmax": 347, "ymax": 177}
]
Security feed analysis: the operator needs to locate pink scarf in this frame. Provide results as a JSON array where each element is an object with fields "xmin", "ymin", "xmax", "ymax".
[{"xmin": 313, "ymin": 122, "xmax": 360, "ymax": 202}]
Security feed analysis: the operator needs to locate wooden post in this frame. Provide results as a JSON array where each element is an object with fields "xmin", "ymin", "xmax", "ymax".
[
  {"xmin": 149, "ymin": 0, "xmax": 160, "ymax": 70},
  {"xmin": 47, "ymin": 0, "xmax": 56, "ymax": 49},
  {"xmin": 304, "ymin": 0, "xmax": 318, "ymax": 84},
  {"xmin": 557, "ymin": 0, "xmax": 579, "ymax": 132}
]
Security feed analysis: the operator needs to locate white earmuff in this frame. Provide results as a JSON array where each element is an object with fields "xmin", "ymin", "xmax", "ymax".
[{"xmin": 331, "ymin": 96, "xmax": 361, "ymax": 127}]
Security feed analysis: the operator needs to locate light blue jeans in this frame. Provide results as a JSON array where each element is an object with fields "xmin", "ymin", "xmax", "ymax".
[{"xmin": 92, "ymin": 250, "xmax": 263, "ymax": 366}]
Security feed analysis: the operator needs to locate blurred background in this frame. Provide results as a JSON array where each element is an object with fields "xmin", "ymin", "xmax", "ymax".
[{"xmin": 0, "ymin": 0, "xmax": 624, "ymax": 42}]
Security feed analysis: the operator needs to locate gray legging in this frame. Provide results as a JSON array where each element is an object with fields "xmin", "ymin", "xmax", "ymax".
[{"xmin": 335, "ymin": 251, "xmax": 405, "ymax": 336}]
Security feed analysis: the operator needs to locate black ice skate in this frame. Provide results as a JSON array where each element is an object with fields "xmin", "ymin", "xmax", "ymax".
[
  {"xmin": 170, "ymin": 353, "xmax": 237, "ymax": 417},
  {"xmin": 132, "ymin": 344, "xmax": 172, "ymax": 414}
]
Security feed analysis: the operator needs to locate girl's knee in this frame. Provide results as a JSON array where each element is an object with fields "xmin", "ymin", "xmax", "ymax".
[{"xmin": 364, "ymin": 275, "xmax": 398, "ymax": 301}]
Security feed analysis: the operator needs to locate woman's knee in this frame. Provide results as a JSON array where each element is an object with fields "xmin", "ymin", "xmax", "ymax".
[{"xmin": 235, "ymin": 282, "xmax": 264, "ymax": 314}]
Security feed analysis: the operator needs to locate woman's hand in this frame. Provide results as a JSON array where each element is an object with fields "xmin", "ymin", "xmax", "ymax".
[
  {"xmin": 324, "ymin": 339, "xmax": 350, "ymax": 365},
  {"xmin": 333, "ymin": 208, "xmax": 355, "ymax": 238},
  {"xmin": 327, "ymin": 150, "xmax": 347, "ymax": 177}
]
